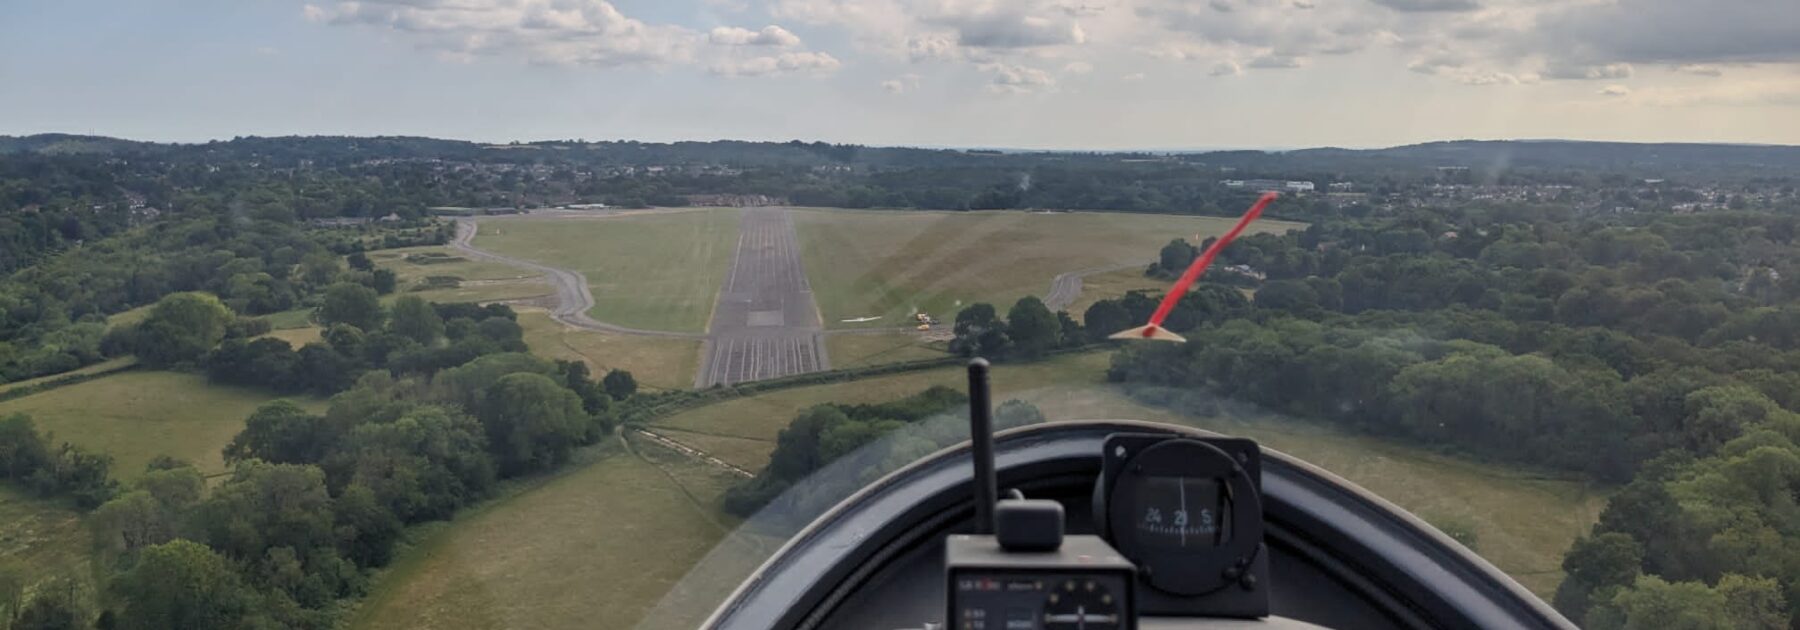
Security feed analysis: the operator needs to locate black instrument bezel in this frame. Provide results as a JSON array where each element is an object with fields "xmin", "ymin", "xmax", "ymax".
[{"xmin": 1098, "ymin": 435, "xmax": 1265, "ymax": 597}]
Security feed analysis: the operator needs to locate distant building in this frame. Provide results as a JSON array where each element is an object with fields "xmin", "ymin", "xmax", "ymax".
[
  {"xmin": 1329, "ymin": 182, "xmax": 1354, "ymax": 192},
  {"xmin": 1284, "ymin": 181, "xmax": 1315, "ymax": 192},
  {"xmin": 1224, "ymin": 179, "xmax": 1285, "ymax": 191}
]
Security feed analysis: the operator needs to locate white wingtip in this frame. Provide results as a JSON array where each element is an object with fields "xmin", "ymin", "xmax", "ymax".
[{"xmin": 1108, "ymin": 324, "xmax": 1187, "ymax": 343}]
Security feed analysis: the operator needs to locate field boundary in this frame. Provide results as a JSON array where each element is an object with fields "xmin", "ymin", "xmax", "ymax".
[{"xmin": 0, "ymin": 360, "xmax": 142, "ymax": 403}]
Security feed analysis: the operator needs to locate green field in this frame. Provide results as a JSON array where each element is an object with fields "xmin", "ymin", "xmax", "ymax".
[
  {"xmin": 823, "ymin": 332, "xmax": 951, "ymax": 369},
  {"xmin": 650, "ymin": 351, "xmax": 1602, "ymax": 597},
  {"xmin": 791, "ymin": 209, "xmax": 1303, "ymax": 329},
  {"xmin": 0, "ymin": 487, "xmax": 93, "ymax": 586},
  {"xmin": 349, "ymin": 436, "xmax": 743, "ymax": 630},
  {"xmin": 1064, "ymin": 267, "xmax": 1168, "ymax": 319},
  {"xmin": 0, "ymin": 371, "xmax": 324, "ymax": 479},
  {"xmin": 373, "ymin": 245, "xmax": 551, "ymax": 306},
  {"xmin": 516, "ymin": 309, "xmax": 702, "ymax": 391},
  {"xmin": 473, "ymin": 210, "xmax": 739, "ymax": 333}
]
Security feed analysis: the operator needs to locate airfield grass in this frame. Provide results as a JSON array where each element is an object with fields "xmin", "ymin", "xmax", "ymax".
[
  {"xmin": 516, "ymin": 309, "xmax": 702, "ymax": 391},
  {"xmin": 824, "ymin": 332, "xmax": 951, "ymax": 369},
  {"xmin": 349, "ymin": 435, "xmax": 742, "ymax": 630},
  {"xmin": 372, "ymin": 245, "xmax": 551, "ymax": 305},
  {"xmin": 650, "ymin": 350, "xmax": 1602, "ymax": 597},
  {"xmin": 473, "ymin": 210, "xmax": 739, "ymax": 333},
  {"xmin": 650, "ymin": 428, "xmax": 775, "ymax": 473},
  {"xmin": 791, "ymin": 209, "xmax": 1303, "ymax": 329},
  {"xmin": 0, "ymin": 371, "xmax": 325, "ymax": 480},
  {"xmin": 1065, "ymin": 267, "xmax": 1168, "ymax": 319}
]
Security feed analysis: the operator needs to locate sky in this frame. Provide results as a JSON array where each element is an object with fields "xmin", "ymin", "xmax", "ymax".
[{"xmin": 2, "ymin": 0, "xmax": 1798, "ymax": 149}]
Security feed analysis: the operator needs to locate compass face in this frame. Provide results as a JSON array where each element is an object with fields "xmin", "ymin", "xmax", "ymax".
[
  {"xmin": 1124, "ymin": 476, "xmax": 1231, "ymax": 552},
  {"xmin": 1042, "ymin": 578, "xmax": 1123, "ymax": 630}
]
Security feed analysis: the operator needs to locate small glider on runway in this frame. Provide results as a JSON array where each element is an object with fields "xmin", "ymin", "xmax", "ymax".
[{"xmin": 1110, "ymin": 191, "xmax": 1280, "ymax": 343}]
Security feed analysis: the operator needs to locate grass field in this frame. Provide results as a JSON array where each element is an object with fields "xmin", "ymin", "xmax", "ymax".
[
  {"xmin": 0, "ymin": 371, "xmax": 325, "ymax": 479},
  {"xmin": 791, "ymin": 209, "xmax": 1303, "ymax": 329},
  {"xmin": 349, "ymin": 436, "xmax": 743, "ymax": 630},
  {"xmin": 473, "ymin": 210, "xmax": 739, "ymax": 333},
  {"xmin": 823, "ymin": 332, "xmax": 950, "ymax": 369},
  {"xmin": 1064, "ymin": 267, "xmax": 1168, "ymax": 319},
  {"xmin": 650, "ymin": 351, "xmax": 1602, "ymax": 597},
  {"xmin": 0, "ymin": 487, "xmax": 93, "ymax": 586},
  {"xmin": 516, "ymin": 309, "xmax": 702, "ymax": 391},
  {"xmin": 372, "ymin": 245, "xmax": 550, "ymax": 305},
  {"xmin": 264, "ymin": 326, "xmax": 324, "ymax": 347}
]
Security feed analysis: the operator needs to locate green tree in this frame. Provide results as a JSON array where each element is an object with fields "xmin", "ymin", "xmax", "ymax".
[
  {"xmin": 1083, "ymin": 300, "xmax": 1130, "ymax": 341},
  {"xmin": 388, "ymin": 295, "xmax": 444, "ymax": 345},
  {"xmin": 478, "ymin": 373, "xmax": 590, "ymax": 475},
  {"xmin": 13, "ymin": 580, "xmax": 85, "ymax": 630},
  {"xmin": 224, "ymin": 400, "xmax": 334, "ymax": 465},
  {"xmin": 1157, "ymin": 239, "xmax": 1197, "ymax": 276},
  {"xmin": 134, "ymin": 292, "xmax": 234, "ymax": 366},
  {"xmin": 950, "ymin": 303, "xmax": 1009, "ymax": 359},
  {"xmin": 1554, "ymin": 532, "xmax": 1644, "ymax": 620},
  {"xmin": 1005, "ymin": 296, "xmax": 1060, "ymax": 359},
  {"xmin": 318, "ymin": 283, "xmax": 384, "ymax": 331},
  {"xmin": 601, "ymin": 369, "xmax": 637, "ymax": 401},
  {"xmin": 112, "ymin": 540, "xmax": 260, "ymax": 630}
]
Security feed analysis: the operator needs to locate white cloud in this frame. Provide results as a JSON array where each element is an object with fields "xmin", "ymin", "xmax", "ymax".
[
  {"xmin": 709, "ymin": 25, "xmax": 802, "ymax": 47},
  {"xmin": 1063, "ymin": 61, "xmax": 1093, "ymax": 74},
  {"xmin": 1121, "ymin": 72, "xmax": 1146, "ymax": 81},
  {"xmin": 1674, "ymin": 64, "xmax": 1724, "ymax": 76},
  {"xmin": 1598, "ymin": 84, "xmax": 1631, "ymax": 96},
  {"xmin": 1209, "ymin": 60, "xmax": 1242, "ymax": 76},
  {"xmin": 1368, "ymin": 0, "xmax": 1480, "ymax": 12},
  {"xmin": 303, "ymin": 0, "xmax": 697, "ymax": 67},
  {"xmin": 1542, "ymin": 61, "xmax": 1633, "ymax": 81},
  {"xmin": 982, "ymin": 62, "xmax": 1055, "ymax": 93},
  {"xmin": 710, "ymin": 50, "xmax": 842, "ymax": 76},
  {"xmin": 881, "ymin": 72, "xmax": 922, "ymax": 93}
]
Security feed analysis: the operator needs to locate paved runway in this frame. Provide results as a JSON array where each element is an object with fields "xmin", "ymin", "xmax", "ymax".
[{"xmin": 695, "ymin": 208, "xmax": 829, "ymax": 387}]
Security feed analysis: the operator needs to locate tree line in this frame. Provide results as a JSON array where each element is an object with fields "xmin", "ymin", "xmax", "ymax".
[
  {"xmin": 1069, "ymin": 201, "xmax": 1800, "ymax": 626},
  {"xmin": 723, "ymin": 386, "xmax": 1045, "ymax": 528},
  {"xmin": 0, "ymin": 293, "xmax": 640, "ymax": 628}
]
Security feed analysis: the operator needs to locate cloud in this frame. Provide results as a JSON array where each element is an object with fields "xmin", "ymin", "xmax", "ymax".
[
  {"xmin": 303, "ymin": 0, "xmax": 697, "ymax": 67},
  {"xmin": 1368, "ymin": 0, "xmax": 1480, "ymax": 12},
  {"xmin": 1121, "ymin": 72, "xmax": 1146, "ymax": 81},
  {"xmin": 1209, "ymin": 60, "xmax": 1243, "ymax": 76},
  {"xmin": 1598, "ymin": 84, "xmax": 1631, "ymax": 97},
  {"xmin": 1538, "ymin": 0, "xmax": 1800, "ymax": 65},
  {"xmin": 709, "ymin": 25, "xmax": 802, "ymax": 47},
  {"xmin": 1063, "ymin": 61, "xmax": 1093, "ymax": 74},
  {"xmin": 927, "ymin": 5, "xmax": 1086, "ymax": 49},
  {"xmin": 982, "ymin": 62, "xmax": 1055, "ymax": 93},
  {"xmin": 1247, "ymin": 54, "xmax": 1302, "ymax": 69},
  {"xmin": 881, "ymin": 73, "xmax": 921, "ymax": 93},
  {"xmin": 710, "ymin": 51, "xmax": 842, "ymax": 76},
  {"xmin": 1541, "ymin": 61, "xmax": 1633, "ymax": 81},
  {"xmin": 1674, "ymin": 64, "xmax": 1724, "ymax": 77}
]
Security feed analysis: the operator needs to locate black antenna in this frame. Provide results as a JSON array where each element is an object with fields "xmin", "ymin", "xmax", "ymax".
[{"xmin": 968, "ymin": 358, "xmax": 998, "ymax": 535}]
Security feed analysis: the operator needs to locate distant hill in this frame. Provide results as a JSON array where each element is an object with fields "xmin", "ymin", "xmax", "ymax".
[{"xmin": 1327, "ymin": 140, "xmax": 1800, "ymax": 171}]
